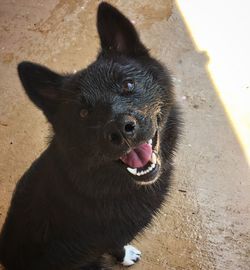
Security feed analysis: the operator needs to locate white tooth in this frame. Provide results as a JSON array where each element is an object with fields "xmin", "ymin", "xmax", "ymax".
[
  {"xmin": 151, "ymin": 163, "xmax": 156, "ymax": 169},
  {"xmin": 137, "ymin": 172, "xmax": 141, "ymax": 176},
  {"xmin": 151, "ymin": 152, "xmax": 157, "ymax": 164},
  {"xmin": 148, "ymin": 139, "xmax": 153, "ymax": 145},
  {"xmin": 127, "ymin": 167, "xmax": 137, "ymax": 175}
]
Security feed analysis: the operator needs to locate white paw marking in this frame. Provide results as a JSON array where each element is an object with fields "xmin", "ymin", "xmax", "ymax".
[{"xmin": 122, "ymin": 245, "xmax": 141, "ymax": 267}]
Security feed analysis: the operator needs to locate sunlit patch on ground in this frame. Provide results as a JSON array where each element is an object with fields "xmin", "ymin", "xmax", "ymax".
[{"xmin": 177, "ymin": 0, "xmax": 250, "ymax": 165}]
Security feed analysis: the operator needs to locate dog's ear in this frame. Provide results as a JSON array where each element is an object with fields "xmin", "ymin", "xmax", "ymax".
[
  {"xmin": 97, "ymin": 2, "xmax": 148, "ymax": 56},
  {"xmin": 18, "ymin": 61, "xmax": 65, "ymax": 121}
]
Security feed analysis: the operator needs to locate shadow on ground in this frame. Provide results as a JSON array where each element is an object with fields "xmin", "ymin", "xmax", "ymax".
[{"xmin": 0, "ymin": 1, "xmax": 249, "ymax": 269}]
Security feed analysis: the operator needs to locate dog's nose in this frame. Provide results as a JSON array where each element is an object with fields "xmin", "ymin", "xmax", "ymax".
[{"xmin": 104, "ymin": 116, "xmax": 137, "ymax": 146}]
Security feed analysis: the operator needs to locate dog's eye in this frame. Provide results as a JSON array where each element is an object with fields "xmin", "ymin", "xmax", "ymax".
[
  {"xmin": 79, "ymin": 109, "xmax": 88, "ymax": 118},
  {"xmin": 122, "ymin": 79, "xmax": 135, "ymax": 94}
]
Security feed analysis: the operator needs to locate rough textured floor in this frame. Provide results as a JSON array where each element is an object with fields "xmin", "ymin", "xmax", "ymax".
[{"xmin": 0, "ymin": 1, "xmax": 249, "ymax": 269}]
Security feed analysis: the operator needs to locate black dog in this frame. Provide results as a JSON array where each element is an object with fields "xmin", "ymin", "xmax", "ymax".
[{"xmin": 0, "ymin": 2, "xmax": 180, "ymax": 270}]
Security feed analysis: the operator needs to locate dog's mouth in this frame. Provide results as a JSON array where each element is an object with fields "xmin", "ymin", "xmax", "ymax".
[{"xmin": 119, "ymin": 131, "xmax": 160, "ymax": 185}]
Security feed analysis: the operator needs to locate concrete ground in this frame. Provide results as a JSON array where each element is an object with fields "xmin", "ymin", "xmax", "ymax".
[{"xmin": 0, "ymin": 1, "xmax": 249, "ymax": 269}]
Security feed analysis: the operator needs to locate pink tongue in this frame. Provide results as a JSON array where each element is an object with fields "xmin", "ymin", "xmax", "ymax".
[{"xmin": 120, "ymin": 143, "xmax": 152, "ymax": 168}]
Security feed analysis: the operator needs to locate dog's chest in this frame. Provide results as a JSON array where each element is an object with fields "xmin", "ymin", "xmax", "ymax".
[{"xmin": 79, "ymin": 190, "xmax": 164, "ymax": 241}]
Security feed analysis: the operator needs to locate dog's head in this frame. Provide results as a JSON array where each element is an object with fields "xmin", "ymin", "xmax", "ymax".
[{"xmin": 18, "ymin": 2, "xmax": 174, "ymax": 186}]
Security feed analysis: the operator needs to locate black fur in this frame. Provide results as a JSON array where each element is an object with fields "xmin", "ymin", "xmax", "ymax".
[{"xmin": 0, "ymin": 2, "xmax": 181, "ymax": 270}]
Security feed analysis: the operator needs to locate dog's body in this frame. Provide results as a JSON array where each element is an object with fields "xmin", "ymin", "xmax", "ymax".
[{"xmin": 0, "ymin": 3, "xmax": 180, "ymax": 270}]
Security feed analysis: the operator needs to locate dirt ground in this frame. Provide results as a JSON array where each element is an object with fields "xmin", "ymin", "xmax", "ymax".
[{"xmin": 0, "ymin": 1, "xmax": 249, "ymax": 269}]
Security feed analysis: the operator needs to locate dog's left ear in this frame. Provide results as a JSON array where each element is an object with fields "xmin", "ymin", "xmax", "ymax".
[{"xmin": 97, "ymin": 2, "xmax": 148, "ymax": 56}]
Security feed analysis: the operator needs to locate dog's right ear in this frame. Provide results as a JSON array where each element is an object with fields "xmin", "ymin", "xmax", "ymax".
[{"xmin": 18, "ymin": 61, "xmax": 64, "ymax": 121}]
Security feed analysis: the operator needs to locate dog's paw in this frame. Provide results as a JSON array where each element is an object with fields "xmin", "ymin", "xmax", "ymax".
[{"xmin": 122, "ymin": 245, "xmax": 141, "ymax": 267}]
